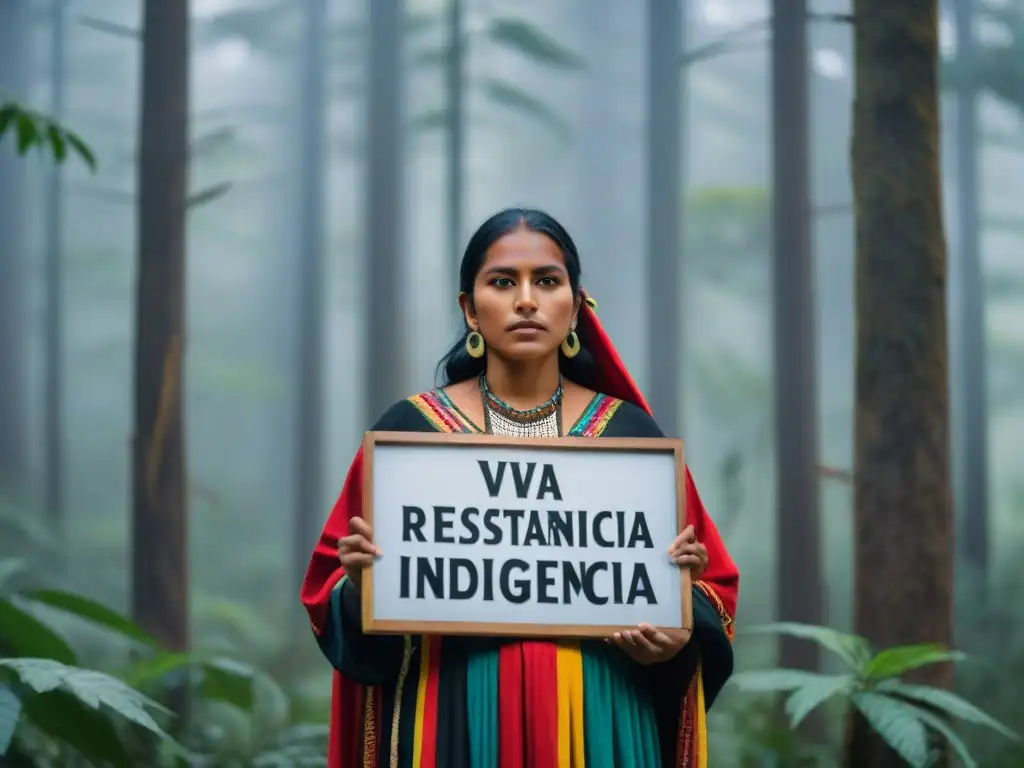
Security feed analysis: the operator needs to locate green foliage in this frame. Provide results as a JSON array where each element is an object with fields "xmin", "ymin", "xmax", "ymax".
[
  {"xmin": 0, "ymin": 588, "xmax": 173, "ymax": 766},
  {"xmin": 485, "ymin": 17, "xmax": 585, "ymax": 70},
  {"xmin": 0, "ymin": 558, "xmax": 327, "ymax": 766},
  {"xmin": 195, "ymin": 6, "xmax": 583, "ymax": 141},
  {"xmin": 0, "ymin": 102, "xmax": 96, "ymax": 171},
  {"xmin": 729, "ymin": 623, "xmax": 1020, "ymax": 767}
]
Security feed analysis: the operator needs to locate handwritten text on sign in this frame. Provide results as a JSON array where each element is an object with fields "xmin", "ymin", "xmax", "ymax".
[{"xmin": 367, "ymin": 438, "xmax": 684, "ymax": 631}]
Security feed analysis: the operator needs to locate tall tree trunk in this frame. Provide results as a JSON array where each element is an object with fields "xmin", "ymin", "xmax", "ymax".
[
  {"xmin": 0, "ymin": 0, "xmax": 30, "ymax": 503},
  {"xmin": 131, "ymin": 0, "xmax": 190, "ymax": 663},
  {"xmin": 294, "ymin": 0, "xmax": 327, "ymax": 598},
  {"xmin": 771, "ymin": 0, "xmax": 823, "ymax": 677},
  {"xmin": 848, "ymin": 0, "xmax": 953, "ymax": 764},
  {"xmin": 950, "ymin": 0, "xmax": 987, "ymax": 587},
  {"xmin": 365, "ymin": 0, "xmax": 406, "ymax": 419},
  {"xmin": 646, "ymin": 0, "xmax": 682, "ymax": 436},
  {"xmin": 45, "ymin": 0, "xmax": 69, "ymax": 531},
  {"xmin": 446, "ymin": 0, "xmax": 464, "ymax": 306}
]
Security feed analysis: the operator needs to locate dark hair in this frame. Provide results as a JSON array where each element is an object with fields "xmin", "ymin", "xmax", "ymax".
[{"xmin": 435, "ymin": 207, "xmax": 598, "ymax": 388}]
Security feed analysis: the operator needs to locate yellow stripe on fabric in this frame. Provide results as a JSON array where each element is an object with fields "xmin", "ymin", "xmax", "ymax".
[
  {"xmin": 407, "ymin": 394, "xmax": 451, "ymax": 433},
  {"xmin": 556, "ymin": 641, "xmax": 586, "ymax": 768},
  {"xmin": 412, "ymin": 639, "xmax": 431, "ymax": 767},
  {"xmin": 695, "ymin": 665, "xmax": 707, "ymax": 768},
  {"xmin": 589, "ymin": 398, "xmax": 621, "ymax": 437}
]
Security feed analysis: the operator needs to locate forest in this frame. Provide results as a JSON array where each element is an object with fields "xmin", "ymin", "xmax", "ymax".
[{"xmin": 1, "ymin": 0, "xmax": 1023, "ymax": 765}]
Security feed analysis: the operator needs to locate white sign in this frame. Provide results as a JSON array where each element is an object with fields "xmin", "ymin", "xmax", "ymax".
[{"xmin": 361, "ymin": 432, "xmax": 691, "ymax": 638}]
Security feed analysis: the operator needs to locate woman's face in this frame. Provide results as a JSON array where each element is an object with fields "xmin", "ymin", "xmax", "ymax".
[{"xmin": 462, "ymin": 226, "xmax": 579, "ymax": 363}]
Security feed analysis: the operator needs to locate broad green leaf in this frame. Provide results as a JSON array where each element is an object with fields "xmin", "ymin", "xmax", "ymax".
[
  {"xmin": 851, "ymin": 691, "xmax": 929, "ymax": 768},
  {"xmin": 15, "ymin": 112, "xmax": 37, "ymax": 154},
  {"xmin": 0, "ymin": 102, "xmax": 96, "ymax": 170},
  {"xmin": 728, "ymin": 668, "xmax": 834, "ymax": 693},
  {"xmin": 46, "ymin": 124, "xmax": 67, "ymax": 163},
  {"xmin": 740, "ymin": 622, "xmax": 872, "ymax": 670},
  {"xmin": 23, "ymin": 589, "xmax": 160, "ymax": 647},
  {"xmin": 863, "ymin": 644, "xmax": 968, "ymax": 680},
  {"xmin": 124, "ymin": 652, "xmax": 192, "ymax": 690},
  {"xmin": 0, "ymin": 559, "xmax": 27, "ymax": 595},
  {"xmin": 126, "ymin": 651, "xmax": 256, "ymax": 710},
  {"xmin": 0, "ymin": 685, "xmax": 20, "ymax": 755},
  {"xmin": 199, "ymin": 657, "xmax": 257, "ymax": 710},
  {"xmin": 0, "ymin": 599, "xmax": 77, "ymax": 665},
  {"xmin": 76, "ymin": 14, "xmax": 140, "ymax": 40},
  {"xmin": 186, "ymin": 181, "xmax": 233, "ymax": 209},
  {"xmin": 65, "ymin": 131, "xmax": 97, "ymax": 171},
  {"xmin": 784, "ymin": 674, "xmax": 853, "ymax": 727},
  {"xmin": 487, "ymin": 18, "xmax": 584, "ymax": 69},
  {"xmin": 876, "ymin": 680, "xmax": 1020, "ymax": 741},
  {"xmin": 0, "ymin": 103, "xmax": 16, "ymax": 139},
  {"xmin": 899, "ymin": 700, "xmax": 978, "ymax": 768},
  {"xmin": 18, "ymin": 688, "xmax": 137, "ymax": 767},
  {"xmin": 479, "ymin": 79, "xmax": 571, "ymax": 139},
  {"xmin": 0, "ymin": 658, "xmax": 168, "ymax": 737}
]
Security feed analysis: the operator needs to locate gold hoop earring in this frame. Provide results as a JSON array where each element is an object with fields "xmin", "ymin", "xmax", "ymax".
[
  {"xmin": 561, "ymin": 330, "xmax": 581, "ymax": 359},
  {"xmin": 466, "ymin": 330, "xmax": 486, "ymax": 359}
]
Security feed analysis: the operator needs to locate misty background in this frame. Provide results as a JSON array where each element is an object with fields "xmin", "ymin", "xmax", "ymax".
[{"xmin": 1, "ymin": 0, "xmax": 1022, "ymax": 764}]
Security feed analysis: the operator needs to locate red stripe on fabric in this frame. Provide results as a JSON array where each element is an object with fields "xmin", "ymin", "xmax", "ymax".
[
  {"xmin": 419, "ymin": 636, "xmax": 442, "ymax": 768},
  {"xmin": 522, "ymin": 641, "xmax": 559, "ymax": 768},
  {"xmin": 582, "ymin": 395, "xmax": 615, "ymax": 435},
  {"xmin": 499, "ymin": 644, "xmax": 525, "ymax": 768},
  {"xmin": 420, "ymin": 392, "xmax": 469, "ymax": 433}
]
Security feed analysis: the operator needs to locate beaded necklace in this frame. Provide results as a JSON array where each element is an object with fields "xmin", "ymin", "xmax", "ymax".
[{"xmin": 479, "ymin": 373, "xmax": 564, "ymax": 437}]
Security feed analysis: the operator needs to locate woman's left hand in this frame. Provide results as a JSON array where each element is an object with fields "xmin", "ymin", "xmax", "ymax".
[
  {"xmin": 668, "ymin": 524, "xmax": 708, "ymax": 579},
  {"xmin": 607, "ymin": 624, "xmax": 688, "ymax": 665}
]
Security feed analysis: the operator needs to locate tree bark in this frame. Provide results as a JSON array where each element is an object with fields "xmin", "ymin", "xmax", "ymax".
[
  {"xmin": 446, "ymin": 0, "xmax": 464, "ymax": 303},
  {"xmin": 646, "ymin": 0, "xmax": 683, "ymax": 436},
  {"xmin": 950, "ymin": 0, "xmax": 988, "ymax": 588},
  {"xmin": 294, "ymin": 0, "xmax": 327, "ymax": 602},
  {"xmin": 771, "ymin": 0, "xmax": 824, "ymax": 683},
  {"xmin": 0, "ymin": 0, "xmax": 30, "ymax": 502},
  {"xmin": 365, "ymin": 0, "xmax": 406, "ymax": 420},
  {"xmin": 131, "ymin": 0, "xmax": 190, "ymax": 662},
  {"xmin": 848, "ymin": 0, "xmax": 954, "ymax": 764},
  {"xmin": 45, "ymin": 0, "xmax": 69, "ymax": 531}
]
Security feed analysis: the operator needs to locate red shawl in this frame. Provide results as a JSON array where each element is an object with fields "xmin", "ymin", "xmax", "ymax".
[{"xmin": 300, "ymin": 292, "xmax": 739, "ymax": 767}]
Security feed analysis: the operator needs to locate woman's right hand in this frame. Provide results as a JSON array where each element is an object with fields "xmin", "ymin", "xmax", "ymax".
[{"xmin": 338, "ymin": 516, "xmax": 381, "ymax": 590}]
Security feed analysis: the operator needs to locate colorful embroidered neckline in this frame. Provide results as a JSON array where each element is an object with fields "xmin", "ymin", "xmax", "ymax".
[{"xmin": 407, "ymin": 389, "xmax": 621, "ymax": 437}]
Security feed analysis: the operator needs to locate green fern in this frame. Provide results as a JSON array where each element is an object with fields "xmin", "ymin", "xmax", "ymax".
[
  {"xmin": 0, "ymin": 102, "xmax": 96, "ymax": 170},
  {"xmin": 728, "ymin": 622, "xmax": 1020, "ymax": 768}
]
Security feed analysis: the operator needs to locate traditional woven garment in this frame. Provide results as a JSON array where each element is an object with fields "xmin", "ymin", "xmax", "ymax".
[{"xmin": 301, "ymin": 293, "xmax": 739, "ymax": 768}]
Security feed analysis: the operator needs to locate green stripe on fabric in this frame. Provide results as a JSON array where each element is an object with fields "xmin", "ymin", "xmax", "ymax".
[
  {"xmin": 581, "ymin": 641, "xmax": 663, "ymax": 768},
  {"xmin": 466, "ymin": 647, "xmax": 499, "ymax": 768}
]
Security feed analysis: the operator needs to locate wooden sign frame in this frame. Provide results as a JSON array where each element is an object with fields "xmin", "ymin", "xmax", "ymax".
[{"xmin": 360, "ymin": 431, "xmax": 693, "ymax": 641}]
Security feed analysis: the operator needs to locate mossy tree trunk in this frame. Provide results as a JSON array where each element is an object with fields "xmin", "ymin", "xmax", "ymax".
[{"xmin": 848, "ymin": 0, "xmax": 954, "ymax": 765}]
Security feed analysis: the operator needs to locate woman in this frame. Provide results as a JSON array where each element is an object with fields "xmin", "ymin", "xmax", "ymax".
[{"xmin": 301, "ymin": 208, "xmax": 739, "ymax": 768}]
